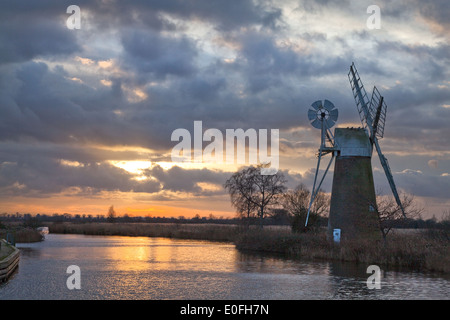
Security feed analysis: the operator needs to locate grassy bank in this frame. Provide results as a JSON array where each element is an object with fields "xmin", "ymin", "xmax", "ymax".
[
  {"xmin": 235, "ymin": 228, "xmax": 450, "ymax": 274},
  {"xmin": 48, "ymin": 222, "xmax": 449, "ymax": 274},
  {"xmin": 0, "ymin": 227, "xmax": 44, "ymax": 243},
  {"xmin": 49, "ymin": 222, "xmax": 241, "ymax": 242},
  {"xmin": 0, "ymin": 240, "xmax": 15, "ymax": 260}
]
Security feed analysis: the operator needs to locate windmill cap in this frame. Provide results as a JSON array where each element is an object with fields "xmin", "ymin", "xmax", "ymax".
[{"xmin": 335, "ymin": 127, "xmax": 372, "ymax": 157}]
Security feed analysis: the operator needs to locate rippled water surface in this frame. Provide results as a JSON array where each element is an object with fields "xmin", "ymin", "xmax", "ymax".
[{"xmin": 0, "ymin": 234, "xmax": 448, "ymax": 299}]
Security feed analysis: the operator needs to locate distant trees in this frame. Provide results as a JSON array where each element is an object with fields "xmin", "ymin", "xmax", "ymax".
[
  {"xmin": 442, "ymin": 209, "xmax": 450, "ymax": 230},
  {"xmin": 224, "ymin": 166, "xmax": 332, "ymax": 231},
  {"xmin": 281, "ymin": 183, "xmax": 329, "ymax": 232},
  {"xmin": 224, "ymin": 165, "xmax": 287, "ymax": 228},
  {"xmin": 371, "ymin": 191, "xmax": 424, "ymax": 240}
]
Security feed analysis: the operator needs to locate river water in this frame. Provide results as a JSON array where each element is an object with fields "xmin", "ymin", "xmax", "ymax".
[{"xmin": 0, "ymin": 234, "xmax": 448, "ymax": 300}]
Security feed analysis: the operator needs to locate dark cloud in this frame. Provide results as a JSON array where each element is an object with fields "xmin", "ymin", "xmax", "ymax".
[
  {"xmin": 229, "ymin": 30, "xmax": 351, "ymax": 94},
  {"xmin": 374, "ymin": 40, "xmax": 450, "ymax": 82},
  {"xmin": 417, "ymin": 0, "xmax": 450, "ymax": 31},
  {"xmin": 0, "ymin": 4, "xmax": 80, "ymax": 64},
  {"xmin": 144, "ymin": 165, "xmax": 230, "ymax": 195},
  {"xmin": 381, "ymin": 0, "xmax": 450, "ymax": 37},
  {"xmin": 296, "ymin": 0, "xmax": 351, "ymax": 13},
  {"xmin": 0, "ymin": 156, "xmax": 142, "ymax": 196},
  {"xmin": 374, "ymin": 169, "xmax": 450, "ymax": 199},
  {"xmin": 121, "ymin": 29, "xmax": 198, "ymax": 79},
  {"xmin": 0, "ymin": 0, "xmax": 448, "ymax": 209},
  {"xmin": 0, "ymin": 0, "xmax": 281, "ymax": 33}
]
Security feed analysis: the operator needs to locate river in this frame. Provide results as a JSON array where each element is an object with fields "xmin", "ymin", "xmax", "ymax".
[{"xmin": 0, "ymin": 234, "xmax": 448, "ymax": 300}]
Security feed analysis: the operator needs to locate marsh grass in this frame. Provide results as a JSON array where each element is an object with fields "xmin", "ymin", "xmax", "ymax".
[
  {"xmin": 0, "ymin": 227, "xmax": 44, "ymax": 243},
  {"xmin": 0, "ymin": 240, "xmax": 15, "ymax": 260},
  {"xmin": 235, "ymin": 228, "xmax": 450, "ymax": 274},
  {"xmin": 49, "ymin": 222, "xmax": 241, "ymax": 242}
]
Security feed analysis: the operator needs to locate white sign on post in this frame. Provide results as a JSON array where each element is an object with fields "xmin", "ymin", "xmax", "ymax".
[{"xmin": 333, "ymin": 228, "xmax": 341, "ymax": 243}]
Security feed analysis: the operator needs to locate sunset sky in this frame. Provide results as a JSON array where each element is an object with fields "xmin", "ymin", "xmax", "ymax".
[{"xmin": 0, "ymin": 0, "xmax": 449, "ymax": 219}]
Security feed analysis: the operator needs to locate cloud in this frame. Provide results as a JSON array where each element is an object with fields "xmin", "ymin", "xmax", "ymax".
[
  {"xmin": 0, "ymin": 0, "xmax": 448, "ymax": 217},
  {"xmin": 0, "ymin": 141, "xmax": 164, "ymax": 197},
  {"xmin": 144, "ymin": 165, "xmax": 230, "ymax": 195},
  {"xmin": 121, "ymin": 29, "xmax": 198, "ymax": 79},
  {"xmin": 0, "ymin": 156, "xmax": 142, "ymax": 196},
  {"xmin": 428, "ymin": 159, "xmax": 438, "ymax": 169},
  {"xmin": 374, "ymin": 168, "xmax": 450, "ymax": 199},
  {"xmin": 0, "ymin": 5, "xmax": 80, "ymax": 64}
]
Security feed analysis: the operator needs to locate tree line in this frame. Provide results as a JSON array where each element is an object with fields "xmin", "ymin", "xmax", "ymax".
[
  {"xmin": 223, "ymin": 164, "xmax": 450, "ymax": 235},
  {"xmin": 0, "ymin": 211, "xmax": 242, "ymax": 226}
]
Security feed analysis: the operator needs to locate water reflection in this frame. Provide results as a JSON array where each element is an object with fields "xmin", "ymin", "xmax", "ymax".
[
  {"xmin": 0, "ymin": 234, "xmax": 448, "ymax": 300},
  {"xmin": 235, "ymin": 250, "xmax": 330, "ymax": 276}
]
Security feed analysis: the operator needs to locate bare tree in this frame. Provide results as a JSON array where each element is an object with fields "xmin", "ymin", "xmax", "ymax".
[
  {"xmin": 224, "ymin": 166, "xmax": 258, "ymax": 228},
  {"xmin": 235, "ymin": 194, "xmax": 259, "ymax": 227},
  {"xmin": 281, "ymin": 184, "xmax": 310, "ymax": 216},
  {"xmin": 281, "ymin": 183, "xmax": 329, "ymax": 232},
  {"xmin": 442, "ymin": 209, "xmax": 450, "ymax": 222},
  {"xmin": 107, "ymin": 205, "xmax": 116, "ymax": 223},
  {"xmin": 224, "ymin": 165, "xmax": 287, "ymax": 228},
  {"xmin": 372, "ymin": 191, "xmax": 424, "ymax": 241}
]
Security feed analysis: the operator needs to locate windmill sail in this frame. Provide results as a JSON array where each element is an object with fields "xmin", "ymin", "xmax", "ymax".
[
  {"xmin": 369, "ymin": 86, "xmax": 387, "ymax": 139},
  {"xmin": 373, "ymin": 139, "xmax": 406, "ymax": 216},
  {"xmin": 348, "ymin": 62, "xmax": 374, "ymax": 134},
  {"xmin": 348, "ymin": 63, "xmax": 406, "ymax": 217}
]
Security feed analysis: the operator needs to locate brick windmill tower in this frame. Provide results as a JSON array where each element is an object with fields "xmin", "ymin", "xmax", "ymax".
[{"xmin": 305, "ymin": 63, "xmax": 405, "ymax": 241}]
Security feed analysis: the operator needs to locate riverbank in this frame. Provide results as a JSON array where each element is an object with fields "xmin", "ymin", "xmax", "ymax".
[
  {"xmin": 48, "ymin": 222, "xmax": 241, "ymax": 242},
  {"xmin": 0, "ymin": 240, "xmax": 14, "ymax": 260},
  {"xmin": 0, "ymin": 227, "xmax": 44, "ymax": 243},
  {"xmin": 235, "ymin": 228, "xmax": 450, "ymax": 274},
  {"xmin": 0, "ymin": 239, "xmax": 20, "ymax": 282},
  {"xmin": 48, "ymin": 222, "xmax": 449, "ymax": 274}
]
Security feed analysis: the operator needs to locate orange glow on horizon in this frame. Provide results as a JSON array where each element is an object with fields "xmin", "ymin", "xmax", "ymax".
[
  {"xmin": 123, "ymin": 205, "xmax": 234, "ymax": 219},
  {"xmin": 0, "ymin": 196, "xmax": 235, "ymax": 219}
]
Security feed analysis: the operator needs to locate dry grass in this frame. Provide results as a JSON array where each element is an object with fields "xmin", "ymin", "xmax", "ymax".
[
  {"xmin": 235, "ymin": 228, "xmax": 450, "ymax": 274},
  {"xmin": 0, "ymin": 240, "xmax": 15, "ymax": 260},
  {"xmin": 0, "ymin": 228, "xmax": 44, "ymax": 243},
  {"xmin": 49, "ymin": 222, "xmax": 241, "ymax": 242}
]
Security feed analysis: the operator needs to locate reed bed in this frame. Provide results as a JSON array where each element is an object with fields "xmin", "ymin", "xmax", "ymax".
[
  {"xmin": 235, "ymin": 228, "xmax": 450, "ymax": 274},
  {"xmin": 0, "ymin": 228, "xmax": 44, "ymax": 243},
  {"xmin": 49, "ymin": 222, "xmax": 241, "ymax": 242}
]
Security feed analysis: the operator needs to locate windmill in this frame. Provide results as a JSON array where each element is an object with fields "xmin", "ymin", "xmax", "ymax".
[{"xmin": 305, "ymin": 63, "xmax": 405, "ymax": 240}]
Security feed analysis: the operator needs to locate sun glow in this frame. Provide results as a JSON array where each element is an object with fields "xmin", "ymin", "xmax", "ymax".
[
  {"xmin": 109, "ymin": 160, "xmax": 152, "ymax": 175},
  {"xmin": 110, "ymin": 160, "xmax": 238, "ymax": 176},
  {"xmin": 60, "ymin": 159, "xmax": 83, "ymax": 167},
  {"xmin": 196, "ymin": 182, "xmax": 222, "ymax": 192}
]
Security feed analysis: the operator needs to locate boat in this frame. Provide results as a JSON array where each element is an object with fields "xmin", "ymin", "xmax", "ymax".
[{"xmin": 36, "ymin": 226, "xmax": 49, "ymax": 235}]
